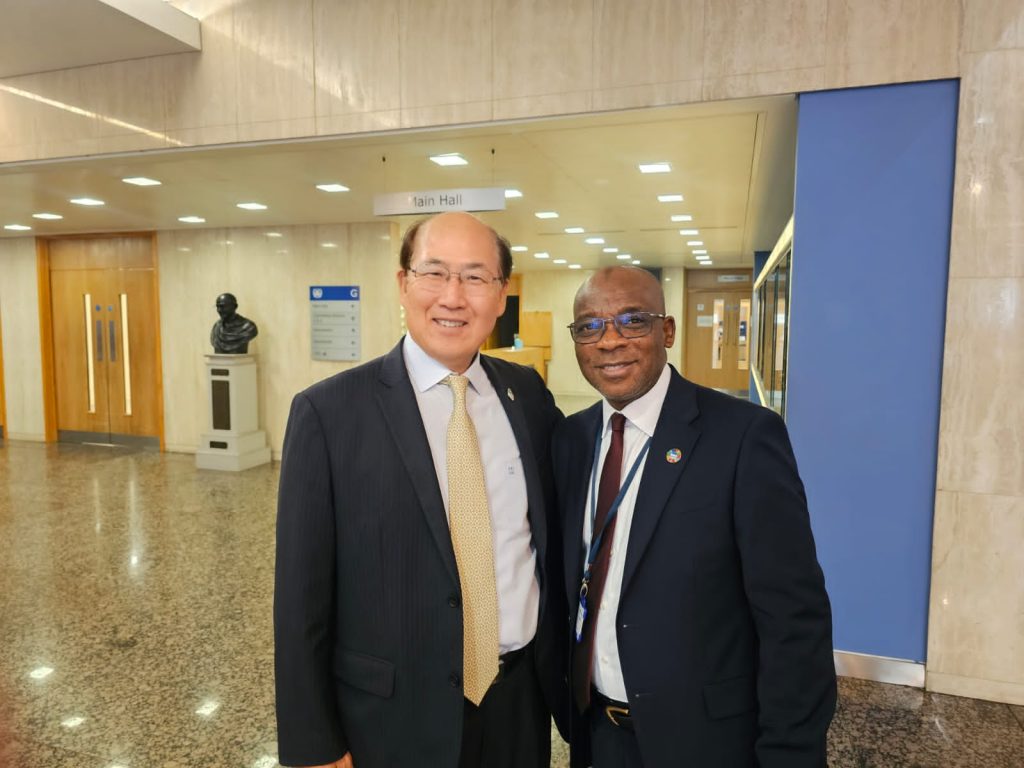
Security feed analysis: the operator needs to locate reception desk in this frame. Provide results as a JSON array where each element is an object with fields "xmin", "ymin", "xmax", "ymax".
[{"xmin": 482, "ymin": 346, "xmax": 548, "ymax": 382}]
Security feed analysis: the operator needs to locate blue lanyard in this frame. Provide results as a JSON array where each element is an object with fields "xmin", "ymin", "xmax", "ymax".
[{"xmin": 582, "ymin": 420, "xmax": 651, "ymax": 587}]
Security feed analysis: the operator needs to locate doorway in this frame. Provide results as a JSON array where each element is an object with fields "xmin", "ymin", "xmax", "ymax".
[
  {"xmin": 43, "ymin": 235, "xmax": 164, "ymax": 447},
  {"xmin": 684, "ymin": 268, "xmax": 753, "ymax": 395}
]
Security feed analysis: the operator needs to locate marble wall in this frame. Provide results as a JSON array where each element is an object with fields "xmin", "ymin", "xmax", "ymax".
[
  {"xmin": 0, "ymin": 0, "xmax": 1021, "ymax": 705},
  {"xmin": 0, "ymin": 238, "xmax": 45, "ymax": 440},
  {"xmin": 158, "ymin": 222, "xmax": 401, "ymax": 457}
]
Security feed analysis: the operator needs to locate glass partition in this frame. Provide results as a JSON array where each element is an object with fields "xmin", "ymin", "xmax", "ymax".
[{"xmin": 752, "ymin": 217, "xmax": 793, "ymax": 418}]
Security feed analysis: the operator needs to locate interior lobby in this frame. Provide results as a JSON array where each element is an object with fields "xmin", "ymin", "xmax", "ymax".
[{"xmin": 1, "ymin": 1, "xmax": 1022, "ymax": 767}]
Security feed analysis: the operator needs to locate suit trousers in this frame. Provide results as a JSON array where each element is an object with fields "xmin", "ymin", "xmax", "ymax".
[
  {"xmin": 589, "ymin": 707, "xmax": 644, "ymax": 768},
  {"xmin": 459, "ymin": 642, "xmax": 549, "ymax": 768}
]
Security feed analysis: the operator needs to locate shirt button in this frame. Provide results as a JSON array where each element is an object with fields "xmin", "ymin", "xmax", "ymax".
[
  {"xmin": 449, "ymin": 673, "xmax": 462, "ymax": 688},
  {"xmin": 448, "ymin": 594, "xmax": 461, "ymax": 608}
]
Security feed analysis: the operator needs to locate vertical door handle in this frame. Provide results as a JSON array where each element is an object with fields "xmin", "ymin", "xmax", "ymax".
[
  {"xmin": 95, "ymin": 319, "xmax": 104, "ymax": 361},
  {"xmin": 120, "ymin": 294, "xmax": 133, "ymax": 416},
  {"xmin": 83, "ymin": 295, "xmax": 97, "ymax": 413},
  {"xmin": 109, "ymin": 320, "xmax": 117, "ymax": 362}
]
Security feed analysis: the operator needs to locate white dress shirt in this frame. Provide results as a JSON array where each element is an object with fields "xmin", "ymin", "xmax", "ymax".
[
  {"xmin": 403, "ymin": 335, "xmax": 539, "ymax": 652},
  {"xmin": 583, "ymin": 363, "xmax": 672, "ymax": 701}
]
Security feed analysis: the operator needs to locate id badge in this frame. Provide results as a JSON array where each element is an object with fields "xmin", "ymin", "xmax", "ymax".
[{"xmin": 575, "ymin": 596, "xmax": 587, "ymax": 642}]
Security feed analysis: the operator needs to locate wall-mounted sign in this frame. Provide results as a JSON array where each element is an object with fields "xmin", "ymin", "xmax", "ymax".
[
  {"xmin": 718, "ymin": 275, "xmax": 750, "ymax": 283},
  {"xmin": 310, "ymin": 286, "xmax": 360, "ymax": 362},
  {"xmin": 373, "ymin": 187, "xmax": 506, "ymax": 216},
  {"xmin": 696, "ymin": 315, "xmax": 714, "ymax": 327}
]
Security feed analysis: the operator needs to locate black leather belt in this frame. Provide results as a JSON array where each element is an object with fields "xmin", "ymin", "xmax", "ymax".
[
  {"xmin": 592, "ymin": 688, "xmax": 633, "ymax": 730},
  {"xmin": 493, "ymin": 641, "xmax": 531, "ymax": 684}
]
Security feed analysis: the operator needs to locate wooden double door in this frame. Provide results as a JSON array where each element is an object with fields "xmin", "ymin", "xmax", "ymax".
[
  {"xmin": 684, "ymin": 269, "xmax": 753, "ymax": 393},
  {"xmin": 48, "ymin": 237, "xmax": 162, "ymax": 445}
]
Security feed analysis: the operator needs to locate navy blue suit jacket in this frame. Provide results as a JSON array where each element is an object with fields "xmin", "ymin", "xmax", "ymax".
[
  {"xmin": 553, "ymin": 368, "xmax": 835, "ymax": 768},
  {"xmin": 274, "ymin": 339, "xmax": 566, "ymax": 767}
]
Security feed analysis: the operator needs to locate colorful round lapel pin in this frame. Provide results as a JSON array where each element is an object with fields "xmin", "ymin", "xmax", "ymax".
[{"xmin": 665, "ymin": 448, "xmax": 682, "ymax": 464}]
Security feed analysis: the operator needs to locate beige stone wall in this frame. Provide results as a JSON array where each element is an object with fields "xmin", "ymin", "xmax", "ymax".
[
  {"xmin": 0, "ymin": 238, "xmax": 45, "ymax": 439},
  {"xmin": 158, "ymin": 221, "xmax": 401, "ymax": 457},
  {"xmin": 0, "ymin": 0, "xmax": 1021, "ymax": 704}
]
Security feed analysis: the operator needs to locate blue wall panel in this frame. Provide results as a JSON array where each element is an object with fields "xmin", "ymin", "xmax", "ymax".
[{"xmin": 788, "ymin": 81, "xmax": 958, "ymax": 662}]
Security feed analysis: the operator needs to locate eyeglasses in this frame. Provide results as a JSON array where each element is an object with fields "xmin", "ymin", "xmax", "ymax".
[
  {"xmin": 568, "ymin": 311, "xmax": 667, "ymax": 344},
  {"xmin": 407, "ymin": 263, "xmax": 504, "ymax": 295}
]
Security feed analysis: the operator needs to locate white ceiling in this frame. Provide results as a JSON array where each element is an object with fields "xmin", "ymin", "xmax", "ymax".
[
  {"xmin": 0, "ymin": 96, "xmax": 797, "ymax": 273},
  {"xmin": 0, "ymin": 0, "xmax": 200, "ymax": 78}
]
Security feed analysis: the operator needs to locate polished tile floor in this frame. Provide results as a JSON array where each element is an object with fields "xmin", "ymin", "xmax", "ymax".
[{"xmin": 1, "ymin": 441, "xmax": 1022, "ymax": 767}]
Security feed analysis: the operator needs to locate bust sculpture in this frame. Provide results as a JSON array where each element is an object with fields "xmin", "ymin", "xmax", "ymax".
[{"xmin": 210, "ymin": 293, "xmax": 258, "ymax": 354}]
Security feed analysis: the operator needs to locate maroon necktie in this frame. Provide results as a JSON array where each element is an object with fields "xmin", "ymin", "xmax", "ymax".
[{"xmin": 572, "ymin": 412, "xmax": 626, "ymax": 712}]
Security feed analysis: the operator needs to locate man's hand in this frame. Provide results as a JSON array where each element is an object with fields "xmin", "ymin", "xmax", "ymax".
[{"xmin": 309, "ymin": 753, "xmax": 353, "ymax": 768}]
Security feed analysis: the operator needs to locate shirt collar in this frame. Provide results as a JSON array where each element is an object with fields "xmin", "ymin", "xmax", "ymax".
[
  {"xmin": 601, "ymin": 364, "xmax": 672, "ymax": 438},
  {"xmin": 402, "ymin": 334, "xmax": 487, "ymax": 394}
]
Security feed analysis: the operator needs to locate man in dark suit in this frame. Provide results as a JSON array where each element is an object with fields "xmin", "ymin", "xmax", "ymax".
[
  {"xmin": 554, "ymin": 266, "xmax": 835, "ymax": 768},
  {"xmin": 274, "ymin": 212, "xmax": 565, "ymax": 768}
]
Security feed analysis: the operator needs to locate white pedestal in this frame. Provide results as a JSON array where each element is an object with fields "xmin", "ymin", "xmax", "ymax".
[{"xmin": 195, "ymin": 354, "xmax": 272, "ymax": 471}]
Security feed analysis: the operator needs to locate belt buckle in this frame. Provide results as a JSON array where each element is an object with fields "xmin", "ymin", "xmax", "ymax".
[{"xmin": 604, "ymin": 704, "xmax": 629, "ymax": 727}]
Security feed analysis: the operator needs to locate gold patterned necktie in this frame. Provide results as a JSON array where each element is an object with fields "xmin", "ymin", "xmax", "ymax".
[{"xmin": 444, "ymin": 374, "xmax": 500, "ymax": 705}]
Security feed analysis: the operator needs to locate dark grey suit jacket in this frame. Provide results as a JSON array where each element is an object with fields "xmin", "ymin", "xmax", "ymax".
[
  {"xmin": 554, "ymin": 368, "xmax": 836, "ymax": 768},
  {"xmin": 274, "ymin": 338, "xmax": 565, "ymax": 767}
]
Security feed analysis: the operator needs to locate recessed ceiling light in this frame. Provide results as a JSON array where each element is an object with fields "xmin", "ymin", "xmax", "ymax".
[
  {"xmin": 266, "ymin": 232, "xmax": 283, "ymax": 238},
  {"xmin": 553, "ymin": 258, "xmax": 567, "ymax": 264},
  {"xmin": 429, "ymin": 153, "xmax": 468, "ymax": 166},
  {"xmin": 564, "ymin": 227, "xmax": 585, "ymax": 234},
  {"xmin": 569, "ymin": 264, "xmax": 582, "ymax": 270},
  {"xmin": 534, "ymin": 252, "xmax": 550, "ymax": 259},
  {"xmin": 686, "ymin": 240, "xmax": 704, "ymax": 246},
  {"xmin": 178, "ymin": 216, "xmax": 205, "ymax": 224},
  {"xmin": 70, "ymin": 197, "xmax": 104, "ymax": 206},
  {"xmin": 321, "ymin": 242, "xmax": 337, "ymax": 248},
  {"xmin": 639, "ymin": 162, "xmax": 672, "ymax": 174},
  {"xmin": 658, "ymin": 194, "xmax": 684, "ymax": 203},
  {"xmin": 4, "ymin": 224, "xmax": 31, "ymax": 231},
  {"xmin": 701, "ymin": 261, "xmax": 714, "ymax": 266},
  {"xmin": 122, "ymin": 176, "xmax": 161, "ymax": 186},
  {"xmin": 504, "ymin": 189, "xmax": 523, "ymax": 199},
  {"xmin": 602, "ymin": 247, "xmax": 618, "ymax": 253},
  {"xmin": 237, "ymin": 202, "xmax": 267, "ymax": 210},
  {"xmin": 585, "ymin": 237, "xmax": 605, "ymax": 245},
  {"xmin": 693, "ymin": 249, "xmax": 708, "ymax": 255},
  {"xmin": 33, "ymin": 212, "xmax": 63, "ymax": 220},
  {"xmin": 696, "ymin": 255, "xmax": 711, "ymax": 261},
  {"xmin": 316, "ymin": 183, "xmax": 349, "ymax": 193},
  {"xmin": 511, "ymin": 245, "xmax": 528, "ymax": 252},
  {"xmin": 671, "ymin": 214, "xmax": 693, "ymax": 222},
  {"xmin": 631, "ymin": 260, "xmax": 641, "ymax": 265},
  {"xmin": 535, "ymin": 211, "xmax": 559, "ymax": 219},
  {"xmin": 616, "ymin": 254, "xmax": 631, "ymax": 261},
  {"xmin": 679, "ymin": 228, "xmax": 699, "ymax": 236}
]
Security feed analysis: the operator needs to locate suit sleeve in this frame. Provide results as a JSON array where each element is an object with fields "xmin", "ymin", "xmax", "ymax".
[
  {"xmin": 733, "ymin": 407, "xmax": 837, "ymax": 768},
  {"xmin": 274, "ymin": 393, "xmax": 348, "ymax": 766}
]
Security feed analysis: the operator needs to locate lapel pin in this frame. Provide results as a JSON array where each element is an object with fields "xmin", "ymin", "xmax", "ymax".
[
  {"xmin": 507, "ymin": 388, "xmax": 515, "ymax": 401},
  {"xmin": 666, "ymin": 448, "xmax": 682, "ymax": 464}
]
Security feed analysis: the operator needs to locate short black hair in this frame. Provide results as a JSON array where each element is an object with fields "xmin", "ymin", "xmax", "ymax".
[{"xmin": 399, "ymin": 215, "xmax": 513, "ymax": 282}]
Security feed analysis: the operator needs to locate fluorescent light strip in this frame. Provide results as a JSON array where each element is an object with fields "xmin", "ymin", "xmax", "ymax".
[
  {"xmin": 603, "ymin": 247, "xmax": 618, "ymax": 253},
  {"xmin": 584, "ymin": 237, "xmax": 604, "ymax": 245},
  {"xmin": 658, "ymin": 194, "xmax": 684, "ymax": 203},
  {"xmin": 534, "ymin": 252, "xmax": 550, "ymax": 259},
  {"xmin": 504, "ymin": 189, "xmax": 523, "ymax": 199},
  {"xmin": 70, "ymin": 197, "xmax": 104, "ymax": 206},
  {"xmin": 686, "ymin": 240, "xmax": 704, "ymax": 246},
  {"xmin": 553, "ymin": 258, "xmax": 567, "ymax": 264},
  {"xmin": 430, "ymin": 153, "xmax": 468, "ymax": 166},
  {"xmin": 616, "ymin": 254, "xmax": 631, "ymax": 260},
  {"xmin": 237, "ymin": 202, "xmax": 267, "ymax": 210},
  {"xmin": 33, "ymin": 212, "xmax": 63, "ymax": 220},
  {"xmin": 178, "ymin": 216, "xmax": 205, "ymax": 224},
  {"xmin": 631, "ymin": 260, "xmax": 641, "ymax": 265},
  {"xmin": 4, "ymin": 223, "xmax": 31, "ymax": 231},
  {"xmin": 122, "ymin": 177, "xmax": 161, "ymax": 186},
  {"xmin": 564, "ymin": 227, "xmax": 584, "ymax": 234},
  {"xmin": 569, "ymin": 264, "xmax": 582, "ymax": 270},
  {"xmin": 693, "ymin": 249, "xmax": 708, "ymax": 255},
  {"xmin": 638, "ymin": 162, "xmax": 671, "ymax": 174},
  {"xmin": 535, "ymin": 211, "xmax": 559, "ymax": 219},
  {"xmin": 511, "ymin": 245, "xmax": 528, "ymax": 252},
  {"xmin": 316, "ymin": 183, "xmax": 349, "ymax": 193},
  {"xmin": 679, "ymin": 228, "xmax": 699, "ymax": 236},
  {"xmin": 671, "ymin": 214, "xmax": 693, "ymax": 222}
]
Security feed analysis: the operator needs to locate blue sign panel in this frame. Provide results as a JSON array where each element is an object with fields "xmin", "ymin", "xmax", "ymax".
[{"xmin": 310, "ymin": 285, "xmax": 360, "ymax": 361}]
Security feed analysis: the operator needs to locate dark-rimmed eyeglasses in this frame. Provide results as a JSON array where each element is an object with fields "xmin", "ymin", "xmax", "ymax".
[
  {"xmin": 406, "ymin": 263, "xmax": 504, "ymax": 295},
  {"xmin": 567, "ymin": 311, "xmax": 666, "ymax": 344}
]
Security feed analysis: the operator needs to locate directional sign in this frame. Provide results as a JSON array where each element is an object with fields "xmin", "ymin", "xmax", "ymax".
[{"xmin": 310, "ymin": 286, "xmax": 360, "ymax": 362}]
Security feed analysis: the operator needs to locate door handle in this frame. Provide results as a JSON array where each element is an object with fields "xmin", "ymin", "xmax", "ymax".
[
  {"xmin": 109, "ymin": 320, "xmax": 117, "ymax": 362},
  {"xmin": 83, "ymin": 294, "xmax": 97, "ymax": 413},
  {"xmin": 95, "ymin": 319, "xmax": 104, "ymax": 362},
  {"xmin": 119, "ymin": 294, "xmax": 133, "ymax": 416}
]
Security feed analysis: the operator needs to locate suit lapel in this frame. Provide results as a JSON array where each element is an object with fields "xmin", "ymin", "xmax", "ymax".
[
  {"xmin": 564, "ymin": 403, "xmax": 602, "ymax": 605},
  {"xmin": 376, "ymin": 339, "xmax": 459, "ymax": 585},
  {"xmin": 480, "ymin": 356, "xmax": 547, "ymax": 564},
  {"xmin": 620, "ymin": 370, "xmax": 701, "ymax": 595}
]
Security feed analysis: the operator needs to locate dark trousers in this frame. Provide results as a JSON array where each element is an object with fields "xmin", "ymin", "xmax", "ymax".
[
  {"xmin": 459, "ymin": 643, "xmax": 549, "ymax": 768},
  {"xmin": 589, "ymin": 705, "xmax": 644, "ymax": 768}
]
